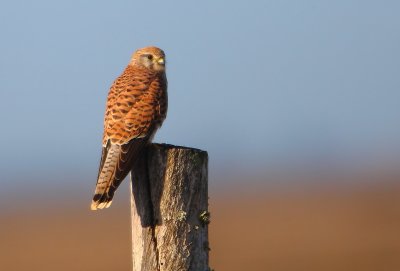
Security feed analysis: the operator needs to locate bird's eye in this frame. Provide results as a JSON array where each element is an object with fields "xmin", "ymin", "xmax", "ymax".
[{"xmin": 147, "ymin": 55, "xmax": 153, "ymax": 60}]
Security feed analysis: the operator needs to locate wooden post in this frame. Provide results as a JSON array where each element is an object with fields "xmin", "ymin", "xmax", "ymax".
[{"xmin": 130, "ymin": 144, "xmax": 210, "ymax": 271}]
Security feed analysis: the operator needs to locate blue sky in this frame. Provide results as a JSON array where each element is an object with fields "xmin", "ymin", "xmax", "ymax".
[{"xmin": 1, "ymin": 1, "xmax": 399, "ymax": 188}]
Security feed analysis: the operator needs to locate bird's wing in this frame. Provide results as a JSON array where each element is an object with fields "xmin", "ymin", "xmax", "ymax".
[
  {"xmin": 103, "ymin": 71, "xmax": 158, "ymax": 145},
  {"xmin": 91, "ymin": 70, "xmax": 166, "ymax": 210}
]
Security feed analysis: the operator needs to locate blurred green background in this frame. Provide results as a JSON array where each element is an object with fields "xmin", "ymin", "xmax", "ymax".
[{"xmin": 1, "ymin": 1, "xmax": 399, "ymax": 270}]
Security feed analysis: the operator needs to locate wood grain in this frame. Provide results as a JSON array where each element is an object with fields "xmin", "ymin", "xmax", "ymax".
[{"xmin": 130, "ymin": 144, "xmax": 209, "ymax": 271}]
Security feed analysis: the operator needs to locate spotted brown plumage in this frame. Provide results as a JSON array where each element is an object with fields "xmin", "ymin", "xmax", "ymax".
[{"xmin": 91, "ymin": 46, "xmax": 168, "ymax": 210}]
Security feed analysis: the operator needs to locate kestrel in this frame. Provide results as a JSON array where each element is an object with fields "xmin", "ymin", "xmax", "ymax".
[{"xmin": 91, "ymin": 46, "xmax": 168, "ymax": 210}]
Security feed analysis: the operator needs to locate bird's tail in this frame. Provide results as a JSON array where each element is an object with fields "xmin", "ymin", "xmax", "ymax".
[
  {"xmin": 91, "ymin": 138, "xmax": 148, "ymax": 210},
  {"xmin": 91, "ymin": 143, "xmax": 121, "ymax": 210}
]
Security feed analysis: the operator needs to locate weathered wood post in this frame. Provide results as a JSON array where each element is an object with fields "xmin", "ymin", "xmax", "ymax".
[{"xmin": 130, "ymin": 143, "xmax": 209, "ymax": 271}]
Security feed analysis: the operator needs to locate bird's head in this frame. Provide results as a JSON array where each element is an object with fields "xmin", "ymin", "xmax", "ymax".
[{"xmin": 130, "ymin": 46, "xmax": 166, "ymax": 72}]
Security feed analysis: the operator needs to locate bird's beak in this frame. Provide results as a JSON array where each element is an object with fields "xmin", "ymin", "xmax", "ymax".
[{"xmin": 157, "ymin": 57, "xmax": 165, "ymax": 65}]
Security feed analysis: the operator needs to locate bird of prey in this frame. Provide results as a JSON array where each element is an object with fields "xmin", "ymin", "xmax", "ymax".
[{"xmin": 91, "ymin": 46, "xmax": 168, "ymax": 210}]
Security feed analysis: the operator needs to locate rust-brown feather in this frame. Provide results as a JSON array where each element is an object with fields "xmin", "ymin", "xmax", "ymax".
[{"xmin": 91, "ymin": 47, "xmax": 168, "ymax": 210}]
